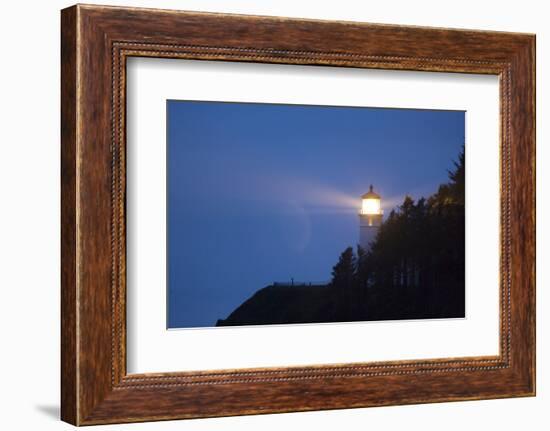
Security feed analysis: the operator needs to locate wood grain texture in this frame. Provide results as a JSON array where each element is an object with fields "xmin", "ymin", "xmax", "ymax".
[
  {"xmin": 60, "ymin": 4, "xmax": 536, "ymax": 425},
  {"xmin": 60, "ymin": 5, "xmax": 78, "ymax": 425}
]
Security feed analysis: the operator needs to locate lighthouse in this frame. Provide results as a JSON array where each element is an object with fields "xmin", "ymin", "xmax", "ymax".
[{"xmin": 358, "ymin": 185, "xmax": 383, "ymax": 252}]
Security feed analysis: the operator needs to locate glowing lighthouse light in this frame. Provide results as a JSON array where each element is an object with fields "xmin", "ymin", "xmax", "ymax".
[
  {"xmin": 361, "ymin": 197, "xmax": 380, "ymax": 215},
  {"xmin": 361, "ymin": 187, "xmax": 381, "ymax": 215},
  {"xmin": 358, "ymin": 185, "xmax": 383, "ymax": 251}
]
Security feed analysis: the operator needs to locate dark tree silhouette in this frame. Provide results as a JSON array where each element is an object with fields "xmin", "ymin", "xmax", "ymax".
[
  {"xmin": 331, "ymin": 247, "xmax": 356, "ymax": 288},
  {"xmin": 358, "ymin": 146, "xmax": 466, "ymax": 318},
  {"xmin": 217, "ymin": 147, "xmax": 466, "ymax": 326},
  {"xmin": 355, "ymin": 245, "xmax": 370, "ymax": 289}
]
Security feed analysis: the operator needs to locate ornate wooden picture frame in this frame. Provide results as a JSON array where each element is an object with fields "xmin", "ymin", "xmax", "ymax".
[{"xmin": 61, "ymin": 4, "xmax": 535, "ymax": 425}]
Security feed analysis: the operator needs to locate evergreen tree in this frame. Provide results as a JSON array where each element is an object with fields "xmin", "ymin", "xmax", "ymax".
[
  {"xmin": 355, "ymin": 245, "xmax": 370, "ymax": 289},
  {"xmin": 331, "ymin": 146, "xmax": 466, "ymax": 318},
  {"xmin": 331, "ymin": 247, "xmax": 356, "ymax": 289}
]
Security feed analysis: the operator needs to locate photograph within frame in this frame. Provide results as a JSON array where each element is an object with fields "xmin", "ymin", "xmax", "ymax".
[
  {"xmin": 166, "ymin": 100, "xmax": 466, "ymax": 329},
  {"xmin": 127, "ymin": 58, "xmax": 501, "ymax": 373}
]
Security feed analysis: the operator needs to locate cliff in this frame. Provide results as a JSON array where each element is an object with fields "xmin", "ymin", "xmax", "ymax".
[{"xmin": 216, "ymin": 281, "xmax": 464, "ymax": 327}]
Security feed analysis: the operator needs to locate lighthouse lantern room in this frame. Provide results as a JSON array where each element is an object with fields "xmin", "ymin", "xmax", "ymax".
[{"xmin": 359, "ymin": 185, "xmax": 383, "ymax": 251}]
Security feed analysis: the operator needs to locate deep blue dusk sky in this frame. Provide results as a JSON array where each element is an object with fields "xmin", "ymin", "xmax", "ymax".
[{"xmin": 167, "ymin": 100, "xmax": 465, "ymax": 328}]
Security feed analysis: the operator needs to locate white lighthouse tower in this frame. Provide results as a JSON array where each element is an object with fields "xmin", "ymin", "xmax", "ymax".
[{"xmin": 358, "ymin": 185, "xmax": 383, "ymax": 252}]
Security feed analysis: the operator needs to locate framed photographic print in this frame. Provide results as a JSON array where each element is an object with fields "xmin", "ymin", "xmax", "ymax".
[{"xmin": 61, "ymin": 4, "xmax": 535, "ymax": 425}]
